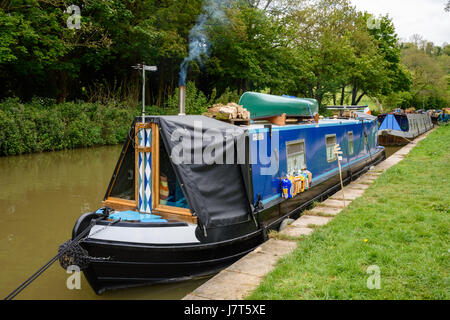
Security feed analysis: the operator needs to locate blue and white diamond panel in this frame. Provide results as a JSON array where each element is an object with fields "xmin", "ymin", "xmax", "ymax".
[{"xmin": 138, "ymin": 127, "xmax": 152, "ymax": 213}]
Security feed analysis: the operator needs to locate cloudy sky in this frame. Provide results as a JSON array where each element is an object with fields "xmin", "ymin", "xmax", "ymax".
[{"xmin": 350, "ymin": 0, "xmax": 450, "ymax": 46}]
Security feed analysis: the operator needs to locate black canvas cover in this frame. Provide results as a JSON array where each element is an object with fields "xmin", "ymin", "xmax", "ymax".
[{"xmin": 147, "ymin": 116, "xmax": 252, "ymax": 228}]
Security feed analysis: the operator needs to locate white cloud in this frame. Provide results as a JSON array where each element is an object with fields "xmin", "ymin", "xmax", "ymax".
[{"xmin": 350, "ymin": 0, "xmax": 450, "ymax": 46}]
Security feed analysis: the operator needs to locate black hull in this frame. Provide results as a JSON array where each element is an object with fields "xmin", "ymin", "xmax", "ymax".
[
  {"xmin": 81, "ymin": 229, "xmax": 265, "ymax": 294},
  {"xmin": 78, "ymin": 148, "xmax": 385, "ymax": 295}
]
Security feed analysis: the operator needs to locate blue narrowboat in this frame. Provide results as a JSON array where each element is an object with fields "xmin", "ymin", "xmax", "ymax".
[{"xmin": 59, "ymin": 92, "xmax": 385, "ymax": 294}]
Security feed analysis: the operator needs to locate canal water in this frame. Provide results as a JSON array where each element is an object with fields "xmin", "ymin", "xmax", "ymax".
[{"xmin": 0, "ymin": 145, "xmax": 210, "ymax": 300}]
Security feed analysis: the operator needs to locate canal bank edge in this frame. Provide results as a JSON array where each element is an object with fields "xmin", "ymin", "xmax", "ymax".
[{"xmin": 182, "ymin": 129, "xmax": 436, "ymax": 300}]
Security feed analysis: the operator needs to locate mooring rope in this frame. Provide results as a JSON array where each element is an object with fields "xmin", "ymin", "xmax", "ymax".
[{"xmin": 3, "ymin": 215, "xmax": 110, "ymax": 300}]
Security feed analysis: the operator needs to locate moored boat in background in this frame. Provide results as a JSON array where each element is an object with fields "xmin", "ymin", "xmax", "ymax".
[{"xmin": 377, "ymin": 111, "xmax": 433, "ymax": 146}]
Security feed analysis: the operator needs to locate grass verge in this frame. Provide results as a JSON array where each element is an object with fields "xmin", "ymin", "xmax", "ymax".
[{"xmin": 247, "ymin": 125, "xmax": 450, "ymax": 300}]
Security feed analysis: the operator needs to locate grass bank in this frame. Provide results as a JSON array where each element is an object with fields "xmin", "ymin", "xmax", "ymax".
[{"xmin": 248, "ymin": 125, "xmax": 449, "ymax": 300}]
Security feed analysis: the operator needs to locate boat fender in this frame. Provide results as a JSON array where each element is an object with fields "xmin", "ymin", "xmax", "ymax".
[{"xmin": 58, "ymin": 240, "xmax": 89, "ymax": 271}]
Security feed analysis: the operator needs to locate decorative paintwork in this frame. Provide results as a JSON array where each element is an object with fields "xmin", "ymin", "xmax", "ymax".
[{"xmin": 138, "ymin": 127, "xmax": 152, "ymax": 213}]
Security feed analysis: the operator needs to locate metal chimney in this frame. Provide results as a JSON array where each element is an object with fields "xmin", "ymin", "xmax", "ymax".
[{"xmin": 179, "ymin": 85, "xmax": 186, "ymax": 116}]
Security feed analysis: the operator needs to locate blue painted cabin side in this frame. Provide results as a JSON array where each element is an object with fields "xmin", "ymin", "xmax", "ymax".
[{"xmin": 248, "ymin": 119, "xmax": 380, "ymax": 206}]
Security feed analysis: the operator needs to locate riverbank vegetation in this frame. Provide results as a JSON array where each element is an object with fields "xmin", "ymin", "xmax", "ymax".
[
  {"xmin": 0, "ymin": 81, "xmax": 218, "ymax": 156},
  {"xmin": 247, "ymin": 125, "xmax": 450, "ymax": 300},
  {"xmin": 0, "ymin": 98, "xmax": 137, "ymax": 156},
  {"xmin": 1, "ymin": 0, "xmax": 449, "ymax": 155}
]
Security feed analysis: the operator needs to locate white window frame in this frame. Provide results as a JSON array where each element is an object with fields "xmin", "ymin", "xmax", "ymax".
[
  {"xmin": 326, "ymin": 134, "xmax": 337, "ymax": 163},
  {"xmin": 286, "ymin": 139, "xmax": 306, "ymax": 175},
  {"xmin": 348, "ymin": 131, "xmax": 354, "ymax": 155}
]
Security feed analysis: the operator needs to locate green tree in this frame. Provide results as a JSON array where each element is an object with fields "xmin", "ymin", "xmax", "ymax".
[
  {"xmin": 0, "ymin": 0, "xmax": 113, "ymax": 101},
  {"xmin": 205, "ymin": 2, "xmax": 294, "ymax": 96},
  {"xmin": 343, "ymin": 13, "xmax": 411, "ymax": 106},
  {"xmin": 283, "ymin": 0, "xmax": 359, "ymax": 106},
  {"xmin": 401, "ymin": 41, "xmax": 449, "ymax": 109}
]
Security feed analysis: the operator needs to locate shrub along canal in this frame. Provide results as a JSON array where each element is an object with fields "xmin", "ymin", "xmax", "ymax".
[{"xmin": 0, "ymin": 145, "xmax": 209, "ymax": 300}]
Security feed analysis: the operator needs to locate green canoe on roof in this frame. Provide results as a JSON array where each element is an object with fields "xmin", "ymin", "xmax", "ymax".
[{"xmin": 238, "ymin": 92, "xmax": 319, "ymax": 120}]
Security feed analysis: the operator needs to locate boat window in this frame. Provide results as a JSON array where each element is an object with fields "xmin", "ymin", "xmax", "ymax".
[
  {"xmin": 326, "ymin": 135, "xmax": 337, "ymax": 162},
  {"xmin": 109, "ymin": 140, "xmax": 135, "ymax": 200},
  {"xmin": 348, "ymin": 132, "xmax": 354, "ymax": 155},
  {"xmin": 159, "ymin": 135, "xmax": 189, "ymax": 209},
  {"xmin": 286, "ymin": 140, "xmax": 306, "ymax": 175}
]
